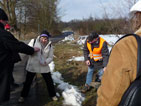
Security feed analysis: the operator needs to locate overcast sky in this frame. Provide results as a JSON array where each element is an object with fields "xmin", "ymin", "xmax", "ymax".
[{"xmin": 58, "ymin": 0, "xmax": 131, "ymax": 22}]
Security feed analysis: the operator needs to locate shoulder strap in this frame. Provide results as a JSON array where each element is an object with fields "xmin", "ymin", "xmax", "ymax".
[
  {"xmin": 113, "ymin": 34, "xmax": 141, "ymax": 79},
  {"xmin": 33, "ymin": 38, "xmax": 36, "ymax": 47}
]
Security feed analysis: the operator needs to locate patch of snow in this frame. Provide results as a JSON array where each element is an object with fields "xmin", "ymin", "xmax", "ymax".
[
  {"xmin": 68, "ymin": 56, "xmax": 84, "ymax": 61},
  {"xmin": 62, "ymin": 34, "xmax": 74, "ymax": 42},
  {"xmin": 77, "ymin": 34, "xmax": 123, "ymax": 46},
  {"xmin": 49, "ymin": 62, "xmax": 85, "ymax": 106},
  {"xmin": 77, "ymin": 36, "xmax": 88, "ymax": 45},
  {"xmin": 100, "ymin": 34, "xmax": 123, "ymax": 46},
  {"xmin": 62, "ymin": 86, "xmax": 85, "ymax": 106}
]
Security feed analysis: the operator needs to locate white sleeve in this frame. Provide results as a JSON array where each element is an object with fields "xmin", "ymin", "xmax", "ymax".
[{"xmin": 28, "ymin": 39, "xmax": 34, "ymax": 47}]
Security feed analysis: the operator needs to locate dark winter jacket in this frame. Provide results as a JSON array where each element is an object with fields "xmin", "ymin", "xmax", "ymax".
[
  {"xmin": 0, "ymin": 23, "xmax": 34, "ymax": 64},
  {"xmin": 83, "ymin": 37, "xmax": 109, "ymax": 69},
  {"xmin": 0, "ymin": 23, "xmax": 34, "ymax": 103}
]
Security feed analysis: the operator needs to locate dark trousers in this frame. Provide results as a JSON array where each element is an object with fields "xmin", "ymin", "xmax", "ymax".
[
  {"xmin": 10, "ymin": 64, "xmax": 14, "ymax": 85},
  {"xmin": 0, "ymin": 64, "xmax": 12, "ymax": 103},
  {"xmin": 21, "ymin": 71, "xmax": 56, "ymax": 98}
]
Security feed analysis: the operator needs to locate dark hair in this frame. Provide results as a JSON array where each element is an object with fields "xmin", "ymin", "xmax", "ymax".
[
  {"xmin": 40, "ymin": 30, "xmax": 51, "ymax": 37},
  {"xmin": 0, "ymin": 8, "xmax": 8, "ymax": 21},
  {"xmin": 87, "ymin": 32, "xmax": 99, "ymax": 41}
]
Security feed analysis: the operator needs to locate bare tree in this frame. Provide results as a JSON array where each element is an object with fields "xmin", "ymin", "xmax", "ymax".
[
  {"xmin": 0, "ymin": 0, "xmax": 18, "ymax": 30},
  {"xmin": 0, "ymin": 0, "xmax": 62, "ymax": 37},
  {"xmin": 22, "ymin": 0, "xmax": 60, "ymax": 35}
]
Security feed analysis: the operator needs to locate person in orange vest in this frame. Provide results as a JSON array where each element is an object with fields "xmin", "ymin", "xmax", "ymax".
[{"xmin": 81, "ymin": 32, "xmax": 109, "ymax": 93}]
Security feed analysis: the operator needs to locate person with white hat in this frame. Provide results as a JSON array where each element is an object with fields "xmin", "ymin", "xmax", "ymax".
[{"xmin": 96, "ymin": 1, "xmax": 141, "ymax": 106}]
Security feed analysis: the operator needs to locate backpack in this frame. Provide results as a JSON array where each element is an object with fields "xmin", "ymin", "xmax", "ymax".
[
  {"xmin": 115, "ymin": 34, "xmax": 141, "ymax": 106},
  {"xmin": 33, "ymin": 38, "xmax": 36, "ymax": 47}
]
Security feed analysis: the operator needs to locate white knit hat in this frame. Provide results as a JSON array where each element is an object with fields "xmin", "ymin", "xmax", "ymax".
[{"xmin": 130, "ymin": 0, "xmax": 141, "ymax": 16}]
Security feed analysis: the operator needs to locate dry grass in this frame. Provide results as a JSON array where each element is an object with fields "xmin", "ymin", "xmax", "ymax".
[
  {"xmin": 54, "ymin": 43, "xmax": 87, "ymax": 85},
  {"xmin": 53, "ymin": 42, "xmax": 97, "ymax": 106},
  {"xmin": 36, "ymin": 41, "xmax": 98, "ymax": 106}
]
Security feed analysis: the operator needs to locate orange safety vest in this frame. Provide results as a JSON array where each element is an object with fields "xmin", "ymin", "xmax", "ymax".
[{"xmin": 87, "ymin": 37, "xmax": 105, "ymax": 61}]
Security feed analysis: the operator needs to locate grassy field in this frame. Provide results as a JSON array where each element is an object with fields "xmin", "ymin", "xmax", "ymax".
[{"xmin": 45, "ymin": 41, "xmax": 98, "ymax": 106}]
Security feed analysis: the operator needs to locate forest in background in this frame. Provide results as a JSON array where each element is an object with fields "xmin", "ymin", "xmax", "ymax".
[{"xmin": 0, "ymin": 0, "xmax": 138, "ymax": 39}]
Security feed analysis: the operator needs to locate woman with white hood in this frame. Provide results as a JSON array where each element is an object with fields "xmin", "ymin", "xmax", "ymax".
[
  {"xmin": 97, "ymin": 1, "xmax": 141, "ymax": 106},
  {"xmin": 18, "ymin": 30, "xmax": 58, "ymax": 102}
]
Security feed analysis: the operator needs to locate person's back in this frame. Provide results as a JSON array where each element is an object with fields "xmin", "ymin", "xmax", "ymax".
[
  {"xmin": 97, "ymin": 34, "xmax": 140, "ymax": 106},
  {"xmin": 97, "ymin": 1, "xmax": 141, "ymax": 106},
  {"xmin": 0, "ymin": 24, "xmax": 20, "ymax": 64}
]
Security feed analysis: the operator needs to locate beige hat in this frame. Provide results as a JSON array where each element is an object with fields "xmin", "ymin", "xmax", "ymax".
[{"xmin": 130, "ymin": 0, "xmax": 141, "ymax": 16}]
